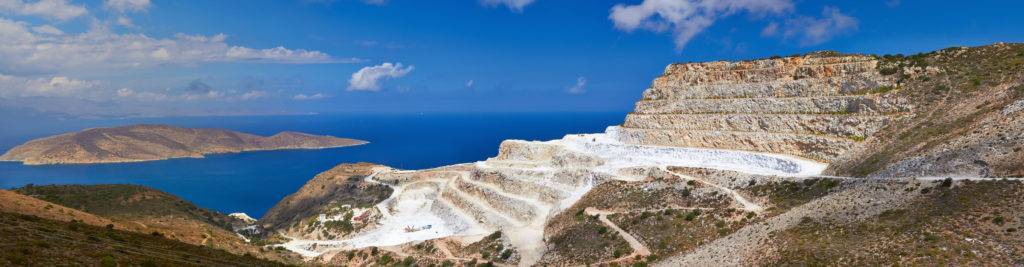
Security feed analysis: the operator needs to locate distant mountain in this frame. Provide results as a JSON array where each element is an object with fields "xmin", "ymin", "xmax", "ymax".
[{"xmin": 0, "ymin": 124, "xmax": 367, "ymax": 165}]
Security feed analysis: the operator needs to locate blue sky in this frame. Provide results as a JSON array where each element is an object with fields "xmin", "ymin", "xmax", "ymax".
[{"xmin": 1, "ymin": 0, "xmax": 1022, "ymax": 117}]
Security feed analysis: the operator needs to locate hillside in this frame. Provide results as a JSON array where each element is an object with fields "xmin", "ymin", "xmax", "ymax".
[
  {"xmin": 260, "ymin": 162, "xmax": 393, "ymax": 234},
  {"xmin": 826, "ymin": 43, "xmax": 1024, "ymax": 178},
  {"xmin": 13, "ymin": 184, "xmax": 299, "ymax": 263},
  {"xmin": 0, "ymin": 124, "xmax": 367, "ymax": 165},
  {"xmin": 0, "ymin": 189, "xmax": 123, "ymax": 229},
  {"xmin": 0, "ymin": 212, "xmax": 284, "ymax": 266},
  {"xmin": 259, "ymin": 43, "xmax": 1023, "ymax": 266}
]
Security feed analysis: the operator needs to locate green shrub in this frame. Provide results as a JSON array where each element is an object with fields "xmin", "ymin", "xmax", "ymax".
[
  {"xmin": 993, "ymin": 216, "xmax": 1006, "ymax": 226},
  {"xmin": 99, "ymin": 255, "xmax": 117, "ymax": 267}
]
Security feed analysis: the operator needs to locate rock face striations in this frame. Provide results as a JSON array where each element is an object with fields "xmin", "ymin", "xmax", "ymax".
[
  {"xmin": 618, "ymin": 54, "xmax": 910, "ymax": 162},
  {"xmin": 267, "ymin": 130, "xmax": 828, "ymax": 265},
  {"xmin": 0, "ymin": 124, "xmax": 366, "ymax": 165}
]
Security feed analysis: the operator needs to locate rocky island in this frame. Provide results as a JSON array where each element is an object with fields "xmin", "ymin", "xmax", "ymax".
[{"xmin": 0, "ymin": 124, "xmax": 367, "ymax": 165}]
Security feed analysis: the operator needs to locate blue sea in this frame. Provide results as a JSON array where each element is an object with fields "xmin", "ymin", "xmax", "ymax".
[{"xmin": 0, "ymin": 112, "xmax": 625, "ymax": 218}]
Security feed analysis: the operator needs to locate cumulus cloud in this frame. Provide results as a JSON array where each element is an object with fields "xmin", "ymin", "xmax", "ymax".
[
  {"xmin": 0, "ymin": 0, "xmax": 88, "ymax": 20},
  {"xmin": 777, "ymin": 7, "xmax": 858, "ymax": 46},
  {"xmin": 292, "ymin": 93, "xmax": 326, "ymax": 100},
  {"xmin": 566, "ymin": 76, "xmax": 587, "ymax": 94},
  {"xmin": 104, "ymin": 0, "xmax": 150, "ymax": 13},
  {"xmin": 347, "ymin": 62, "xmax": 414, "ymax": 91},
  {"xmin": 609, "ymin": 0, "xmax": 792, "ymax": 50},
  {"xmin": 480, "ymin": 0, "xmax": 535, "ymax": 12},
  {"xmin": 0, "ymin": 18, "xmax": 351, "ymax": 74}
]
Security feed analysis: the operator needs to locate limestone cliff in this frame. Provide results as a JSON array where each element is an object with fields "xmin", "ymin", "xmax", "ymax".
[
  {"xmin": 618, "ymin": 53, "xmax": 910, "ymax": 162},
  {"xmin": 0, "ymin": 124, "xmax": 367, "ymax": 165}
]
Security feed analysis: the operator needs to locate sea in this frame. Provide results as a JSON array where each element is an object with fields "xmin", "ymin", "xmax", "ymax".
[{"xmin": 0, "ymin": 112, "xmax": 626, "ymax": 218}]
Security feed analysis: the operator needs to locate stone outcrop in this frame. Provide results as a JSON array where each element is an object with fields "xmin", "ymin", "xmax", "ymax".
[
  {"xmin": 0, "ymin": 124, "xmax": 367, "ymax": 165},
  {"xmin": 618, "ymin": 54, "xmax": 910, "ymax": 162}
]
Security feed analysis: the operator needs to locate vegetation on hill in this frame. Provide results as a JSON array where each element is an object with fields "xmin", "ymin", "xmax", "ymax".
[
  {"xmin": 0, "ymin": 212, "xmax": 285, "ymax": 266},
  {"xmin": 15, "ymin": 184, "xmax": 235, "ymax": 230},
  {"xmin": 13, "ymin": 184, "xmax": 302, "ymax": 264},
  {"xmin": 829, "ymin": 43, "xmax": 1024, "ymax": 177},
  {"xmin": 767, "ymin": 179, "xmax": 1024, "ymax": 265}
]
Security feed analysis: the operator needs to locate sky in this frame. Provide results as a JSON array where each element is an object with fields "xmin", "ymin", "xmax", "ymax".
[{"xmin": 0, "ymin": 0, "xmax": 1022, "ymax": 118}]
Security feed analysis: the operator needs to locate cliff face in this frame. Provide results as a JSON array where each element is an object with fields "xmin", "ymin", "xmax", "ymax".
[
  {"xmin": 0, "ymin": 124, "xmax": 367, "ymax": 165},
  {"xmin": 618, "ymin": 54, "xmax": 909, "ymax": 162}
]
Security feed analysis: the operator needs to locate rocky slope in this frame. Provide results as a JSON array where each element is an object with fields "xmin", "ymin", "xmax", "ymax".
[
  {"xmin": 263, "ymin": 129, "xmax": 829, "ymax": 265},
  {"xmin": 826, "ymin": 43, "xmax": 1024, "ymax": 178},
  {"xmin": 618, "ymin": 52, "xmax": 908, "ymax": 162},
  {"xmin": 0, "ymin": 124, "xmax": 366, "ymax": 165},
  {"xmin": 259, "ymin": 44, "xmax": 1022, "ymax": 266},
  {"xmin": 260, "ymin": 162, "xmax": 393, "ymax": 238}
]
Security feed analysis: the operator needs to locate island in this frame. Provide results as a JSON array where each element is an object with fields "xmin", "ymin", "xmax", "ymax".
[{"xmin": 0, "ymin": 124, "xmax": 367, "ymax": 165}]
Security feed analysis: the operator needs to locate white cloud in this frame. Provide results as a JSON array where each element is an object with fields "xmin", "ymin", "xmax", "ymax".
[
  {"xmin": 780, "ymin": 7, "xmax": 858, "ymax": 46},
  {"xmin": 609, "ymin": 0, "xmax": 792, "ymax": 50},
  {"xmin": 0, "ymin": 74, "xmax": 101, "ymax": 98},
  {"xmin": 115, "ymin": 16, "xmax": 136, "ymax": 28},
  {"xmin": 347, "ymin": 62, "xmax": 414, "ymax": 91},
  {"xmin": 0, "ymin": 18, "xmax": 350, "ymax": 74},
  {"xmin": 104, "ymin": 0, "xmax": 150, "ymax": 13},
  {"xmin": 116, "ymin": 87, "xmax": 169, "ymax": 101},
  {"xmin": 567, "ymin": 76, "xmax": 586, "ymax": 94},
  {"xmin": 292, "ymin": 93, "xmax": 326, "ymax": 100},
  {"xmin": 0, "ymin": 0, "xmax": 88, "ymax": 20},
  {"xmin": 239, "ymin": 90, "xmax": 267, "ymax": 100},
  {"xmin": 31, "ymin": 24, "xmax": 62, "ymax": 35},
  {"xmin": 480, "ymin": 0, "xmax": 535, "ymax": 12}
]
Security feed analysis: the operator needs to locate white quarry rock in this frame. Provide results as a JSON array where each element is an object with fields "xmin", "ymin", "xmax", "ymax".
[
  {"xmin": 279, "ymin": 126, "xmax": 827, "ymax": 265},
  {"xmin": 228, "ymin": 212, "xmax": 256, "ymax": 223}
]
